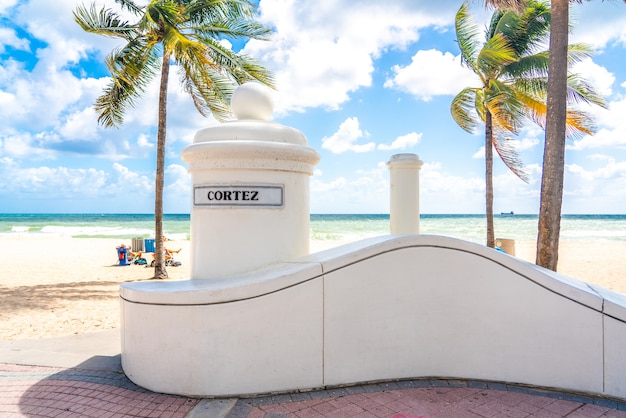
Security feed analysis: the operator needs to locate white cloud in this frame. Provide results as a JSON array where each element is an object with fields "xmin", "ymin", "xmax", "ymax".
[
  {"xmin": 0, "ymin": 132, "xmax": 56, "ymax": 159},
  {"xmin": 0, "ymin": 0, "xmax": 18, "ymax": 14},
  {"xmin": 378, "ymin": 132, "xmax": 422, "ymax": 151},
  {"xmin": 0, "ymin": 27, "xmax": 29, "ymax": 53},
  {"xmin": 137, "ymin": 134, "xmax": 154, "ymax": 150},
  {"xmin": 384, "ymin": 49, "xmax": 478, "ymax": 101},
  {"xmin": 419, "ymin": 161, "xmax": 485, "ymax": 213},
  {"xmin": 418, "ymin": 161, "xmax": 542, "ymax": 214},
  {"xmin": 244, "ymin": 0, "xmax": 457, "ymax": 113},
  {"xmin": 4, "ymin": 165, "xmax": 109, "ymax": 196},
  {"xmin": 321, "ymin": 117, "xmax": 375, "ymax": 154},
  {"xmin": 165, "ymin": 164, "xmax": 191, "ymax": 195},
  {"xmin": 514, "ymin": 137, "xmax": 540, "ymax": 151},
  {"xmin": 570, "ymin": 1, "xmax": 626, "ymax": 49},
  {"xmin": 0, "ymin": 160, "xmax": 157, "ymax": 210},
  {"xmin": 563, "ymin": 155, "xmax": 626, "ymax": 212},
  {"xmin": 310, "ymin": 165, "xmax": 389, "ymax": 214},
  {"xmin": 14, "ymin": 0, "xmax": 123, "ymax": 67},
  {"xmin": 571, "ymin": 58, "xmax": 615, "ymax": 98},
  {"xmin": 311, "ymin": 176, "xmax": 348, "ymax": 193},
  {"xmin": 568, "ymin": 95, "xmax": 626, "ymax": 151},
  {"xmin": 567, "ymin": 155, "xmax": 626, "ymax": 181},
  {"xmin": 58, "ymin": 107, "xmax": 99, "ymax": 140}
]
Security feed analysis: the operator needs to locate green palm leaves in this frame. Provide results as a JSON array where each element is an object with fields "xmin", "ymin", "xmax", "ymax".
[
  {"xmin": 74, "ymin": 0, "xmax": 274, "ymax": 127},
  {"xmin": 452, "ymin": 1, "xmax": 604, "ymax": 181}
]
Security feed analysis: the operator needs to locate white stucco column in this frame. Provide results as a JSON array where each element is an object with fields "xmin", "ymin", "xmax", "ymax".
[
  {"xmin": 387, "ymin": 153, "xmax": 424, "ymax": 234},
  {"xmin": 181, "ymin": 83, "xmax": 320, "ymax": 279}
]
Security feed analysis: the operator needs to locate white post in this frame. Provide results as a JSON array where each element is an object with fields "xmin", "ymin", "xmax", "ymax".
[
  {"xmin": 387, "ymin": 153, "xmax": 423, "ymax": 234},
  {"xmin": 181, "ymin": 83, "xmax": 320, "ymax": 279}
]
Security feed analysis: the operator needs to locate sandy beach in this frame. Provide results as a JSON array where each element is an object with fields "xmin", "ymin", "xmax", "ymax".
[{"xmin": 1, "ymin": 235, "xmax": 624, "ymax": 341}]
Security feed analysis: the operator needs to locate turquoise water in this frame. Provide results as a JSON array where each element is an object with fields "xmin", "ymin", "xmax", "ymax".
[{"xmin": 1, "ymin": 213, "xmax": 625, "ymax": 244}]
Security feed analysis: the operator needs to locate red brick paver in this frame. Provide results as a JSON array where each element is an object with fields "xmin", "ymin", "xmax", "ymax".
[
  {"xmin": 0, "ymin": 363, "xmax": 199, "ymax": 417},
  {"xmin": 3, "ymin": 362, "xmax": 626, "ymax": 418},
  {"xmin": 234, "ymin": 385, "xmax": 626, "ymax": 418}
]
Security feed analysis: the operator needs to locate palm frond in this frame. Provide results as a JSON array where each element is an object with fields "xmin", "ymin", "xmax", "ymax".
[
  {"xmin": 565, "ymin": 109, "xmax": 596, "ymax": 138},
  {"xmin": 450, "ymin": 88, "xmax": 480, "ymax": 134},
  {"xmin": 96, "ymin": 39, "xmax": 160, "ymax": 127},
  {"xmin": 477, "ymin": 33, "xmax": 518, "ymax": 76},
  {"xmin": 73, "ymin": 4, "xmax": 137, "ymax": 39},
  {"xmin": 490, "ymin": 9, "xmax": 520, "ymax": 44},
  {"xmin": 484, "ymin": 0, "xmax": 528, "ymax": 13},
  {"xmin": 515, "ymin": 89, "xmax": 547, "ymax": 128},
  {"xmin": 566, "ymin": 43, "xmax": 595, "ymax": 66},
  {"xmin": 475, "ymin": 89, "xmax": 486, "ymax": 122},
  {"xmin": 95, "ymin": 78, "xmax": 137, "ymax": 127},
  {"xmin": 509, "ymin": 1, "xmax": 550, "ymax": 55},
  {"xmin": 455, "ymin": 2, "xmax": 481, "ymax": 72},
  {"xmin": 510, "ymin": 76, "xmax": 547, "ymax": 98},
  {"xmin": 147, "ymin": 2, "xmax": 183, "ymax": 29},
  {"xmin": 503, "ymin": 50, "xmax": 548, "ymax": 78},
  {"xmin": 187, "ymin": 0, "xmax": 259, "ymax": 23},
  {"xmin": 193, "ymin": 18, "xmax": 273, "ymax": 41},
  {"xmin": 114, "ymin": 0, "xmax": 144, "ymax": 16},
  {"xmin": 486, "ymin": 79, "xmax": 526, "ymax": 134},
  {"xmin": 566, "ymin": 74, "xmax": 607, "ymax": 108},
  {"xmin": 233, "ymin": 56, "xmax": 275, "ymax": 87},
  {"xmin": 493, "ymin": 136, "xmax": 529, "ymax": 183},
  {"xmin": 178, "ymin": 57, "xmax": 237, "ymax": 121}
]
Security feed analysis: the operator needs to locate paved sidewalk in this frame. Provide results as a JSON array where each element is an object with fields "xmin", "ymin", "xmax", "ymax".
[{"xmin": 1, "ymin": 331, "xmax": 626, "ymax": 417}]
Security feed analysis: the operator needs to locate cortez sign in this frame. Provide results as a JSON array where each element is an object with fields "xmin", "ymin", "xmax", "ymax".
[{"xmin": 193, "ymin": 185, "xmax": 284, "ymax": 208}]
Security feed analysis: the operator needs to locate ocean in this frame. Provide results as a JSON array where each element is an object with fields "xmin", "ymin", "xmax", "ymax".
[{"xmin": 1, "ymin": 213, "xmax": 625, "ymax": 245}]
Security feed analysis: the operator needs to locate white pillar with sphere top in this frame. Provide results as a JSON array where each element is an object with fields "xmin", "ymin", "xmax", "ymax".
[{"xmin": 181, "ymin": 83, "xmax": 320, "ymax": 279}]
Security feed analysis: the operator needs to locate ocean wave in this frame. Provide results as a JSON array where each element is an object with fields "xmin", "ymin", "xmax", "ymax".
[{"xmin": 39, "ymin": 225, "xmax": 154, "ymax": 237}]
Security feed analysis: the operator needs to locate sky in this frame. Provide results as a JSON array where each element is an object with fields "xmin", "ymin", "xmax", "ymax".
[{"xmin": 1, "ymin": 0, "xmax": 626, "ymax": 214}]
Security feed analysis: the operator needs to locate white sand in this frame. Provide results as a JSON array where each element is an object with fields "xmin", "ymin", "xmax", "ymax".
[{"xmin": 1, "ymin": 235, "xmax": 624, "ymax": 340}]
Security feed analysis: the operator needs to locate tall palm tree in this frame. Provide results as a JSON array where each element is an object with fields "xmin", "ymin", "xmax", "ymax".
[
  {"xmin": 536, "ymin": 0, "xmax": 569, "ymax": 270},
  {"xmin": 484, "ymin": 0, "xmax": 623, "ymax": 271},
  {"xmin": 74, "ymin": 0, "xmax": 274, "ymax": 279},
  {"xmin": 451, "ymin": 1, "xmax": 603, "ymax": 248}
]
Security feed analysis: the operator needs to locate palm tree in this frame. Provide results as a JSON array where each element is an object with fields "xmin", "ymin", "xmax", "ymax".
[
  {"xmin": 483, "ymin": 0, "xmax": 623, "ymax": 271},
  {"xmin": 451, "ymin": 1, "xmax": 603, "ymax": 248},
  {"xmin": 74, "ymin": 0, "xmax": 274, "ymax": 279},
  {"xmin": 536, "ymin": 0, "xmax": 569, "ymax": 270}
]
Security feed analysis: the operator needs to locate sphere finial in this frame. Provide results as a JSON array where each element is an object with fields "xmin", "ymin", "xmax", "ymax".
[{"xmin": 231, "ymin": 82, "xmax": 274, "ymax": 121}]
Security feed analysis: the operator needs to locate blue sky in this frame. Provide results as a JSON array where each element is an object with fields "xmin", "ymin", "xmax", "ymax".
[{"xmin": 1, "ymin": 0, "xmax": 625, "ymax": 214}]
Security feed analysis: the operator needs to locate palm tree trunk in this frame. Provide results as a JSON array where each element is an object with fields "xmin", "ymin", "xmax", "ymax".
[
  {"xmin": 485, "ymin": 111, "xmax": 495, "ymax": 248},
  {"xmin": 536, "ymin": 0, "xmax": 569, "ymax": 271},
  {"xmin": 153, "ymin": 50, "xmax": 171, "ymax": 280}
]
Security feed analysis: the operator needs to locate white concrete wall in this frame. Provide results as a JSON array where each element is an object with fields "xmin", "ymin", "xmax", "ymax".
[{"xmin": 120, "ymin": 235, "xmax": 626, "ymax": 399}]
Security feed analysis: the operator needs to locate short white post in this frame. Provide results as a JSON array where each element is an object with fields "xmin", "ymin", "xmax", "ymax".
[
  {"xmin": 387, "ymin": 153, "xmax": 423, "ymax": 234},
  {"xmin": 181, "ymin": 83, "xmax": 320, "ymax": 279}
]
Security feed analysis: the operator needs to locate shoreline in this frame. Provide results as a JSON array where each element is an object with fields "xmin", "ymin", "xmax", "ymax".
[{"xmin": 1, "ymin": 236, "xmax": 624, "ymax": 341}]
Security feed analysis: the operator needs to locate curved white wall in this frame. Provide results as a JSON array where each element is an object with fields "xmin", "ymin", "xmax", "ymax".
[{"xmin": 120, "ymin": 235, "xmax": 626, "ymax": 399}]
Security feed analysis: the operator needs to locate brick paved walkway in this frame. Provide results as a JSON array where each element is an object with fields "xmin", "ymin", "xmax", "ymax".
[
  {"xmin": 2, "ymin": 362, "xmax": 626, "ymax": 417},
  {"xmin": 0, "ymin": 363, "xmax": 199, "ymax": 417},
  {"xmin": 228, "ymin": 380, "xmax": 626, "ymax": 418}
]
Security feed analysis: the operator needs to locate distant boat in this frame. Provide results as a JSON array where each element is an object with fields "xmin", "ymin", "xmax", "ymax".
[{"xmin": 500, "ymin": 211, "xmax": 515, "ymax": 216}]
